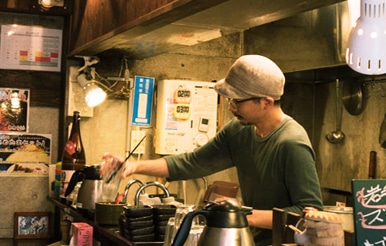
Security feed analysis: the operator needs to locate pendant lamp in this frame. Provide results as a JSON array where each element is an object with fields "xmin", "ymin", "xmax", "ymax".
[{"xmin": 346, "ymin": 0, "xmax": 386, "ymax": 75}]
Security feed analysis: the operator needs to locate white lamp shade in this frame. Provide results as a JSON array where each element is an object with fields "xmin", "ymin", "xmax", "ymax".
[{"xmin": 346, "ymin": 0, "xmax": 386, "ymax": 75}]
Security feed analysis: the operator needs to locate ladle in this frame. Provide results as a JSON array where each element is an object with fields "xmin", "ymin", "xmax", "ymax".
[{"xmin": 326, "ymin": 79, "xmax": 345, "ymax": 143}]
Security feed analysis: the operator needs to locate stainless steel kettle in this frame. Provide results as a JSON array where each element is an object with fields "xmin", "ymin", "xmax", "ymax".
[
  {"xmin": 172, "ymin": 200, "xmax": 255, "ymax": 246},
  {"xmin": 65, "ymin": 165, "xmax": 103, "ymax": 215}
]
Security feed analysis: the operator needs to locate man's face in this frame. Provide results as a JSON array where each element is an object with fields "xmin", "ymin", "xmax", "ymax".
[{"xmin": 227, "ymin": 98, "xmax": 266, "ymax": 125}]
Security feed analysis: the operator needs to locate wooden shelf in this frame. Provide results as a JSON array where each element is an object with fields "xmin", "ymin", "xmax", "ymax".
[{"xmin": 47, "ymin": 197, "xmax": 163, "ymax": 246}]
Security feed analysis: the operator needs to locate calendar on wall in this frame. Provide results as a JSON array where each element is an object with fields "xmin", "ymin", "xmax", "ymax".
[{"xmin": 0, "ymin": 24, "xmax": 62, "ymax": 72}]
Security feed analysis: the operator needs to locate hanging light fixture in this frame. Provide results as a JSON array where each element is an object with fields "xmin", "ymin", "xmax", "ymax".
[
  {"xmin": 76, "ymin": 56, "xmax": 132, "ymax": 107},
  {"xmin": 77, "ymin": 72, "xmax": 107, "ymax": 107},
  {"xmin": 76, "ymin": 56, "xmax": 107, "ymax": 107},
  {"xmin": 346, "ymin": 0, "xmax": 386, "ymax": 75}
]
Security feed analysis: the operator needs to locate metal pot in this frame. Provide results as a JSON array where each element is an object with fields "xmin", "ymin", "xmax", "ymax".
[
  {"xmin": 95, "ymin": 202, "xmax": 125, "ymax": 225},
  {"xmin": 323, "ymin": 206, "xmax": 354, "ymax": 232}
]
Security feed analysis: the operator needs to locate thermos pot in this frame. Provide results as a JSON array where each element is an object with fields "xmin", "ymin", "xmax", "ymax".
[
  {"xmin": 172, "ymin": 200, "xmax": 255, "ymax": 246},
  {"xmin": 65, "ymin": 165, "xmax": 103, "ymax": 214}
]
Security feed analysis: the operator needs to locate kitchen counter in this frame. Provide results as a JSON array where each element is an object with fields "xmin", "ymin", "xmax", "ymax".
[{"xmin": 47, "ymin": 197, "xmax": 163, "ymax": 246}]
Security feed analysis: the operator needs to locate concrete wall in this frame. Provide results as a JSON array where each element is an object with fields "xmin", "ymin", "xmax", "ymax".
[
  {"xmin": 87, "ymin": 4, "xmax": 386, "ymax": 207},
  {"xmin": 0, "ymin": 107, "xmax": 58, "ymax": 238}
]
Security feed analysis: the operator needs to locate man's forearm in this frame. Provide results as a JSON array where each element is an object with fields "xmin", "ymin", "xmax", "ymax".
[
  {"xmin": 123, "ymin": 158, "xmax": 169, "ymax": 178},
  {"xmin": 247, "ymin": 210, "xmax": 273, "ymax": 229}
]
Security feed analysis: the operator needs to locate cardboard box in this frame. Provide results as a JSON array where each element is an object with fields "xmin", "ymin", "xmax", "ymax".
[{"xmin": 71, "ymin": 222, "xmax": 93, "ymax": 246}]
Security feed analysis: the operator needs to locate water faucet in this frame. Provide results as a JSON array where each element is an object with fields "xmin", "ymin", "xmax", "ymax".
[
  {"xmin": 134, "ymin": 181, "xmax": 170, "ymax": 206},
  {"xmin": 122, "ymin": 179, "xmax": 144, "ymax": 204}
]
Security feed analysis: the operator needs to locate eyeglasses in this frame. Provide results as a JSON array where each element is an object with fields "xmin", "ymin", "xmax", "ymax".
[{"xmin": 226, "ymin": 97, "xmax": 262, "ymax": 108}]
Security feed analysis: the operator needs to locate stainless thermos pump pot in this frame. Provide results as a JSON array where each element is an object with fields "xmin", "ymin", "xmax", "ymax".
[
  {"xmin": 65, "ymin": 165, "xmax": 103, "ymax": 214},
  {"xmin": 171, "ymin": 200, "xmax": 255, "ymax": 246}
]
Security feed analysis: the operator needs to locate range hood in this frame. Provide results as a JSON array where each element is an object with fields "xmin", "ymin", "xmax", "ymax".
[{"xmin": 73, "ymin": 0, "xmax": 345, "ymax": 59}]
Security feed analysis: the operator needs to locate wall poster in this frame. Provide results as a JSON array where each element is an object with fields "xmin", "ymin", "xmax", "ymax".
[
  {"xmin": 352, "ymin": 179, "xmax": 386, "ymax": 245},
  {"xmin": 0, "ymin": 88, "xmax": 29, "ymax": 132},
  {"xmin": 0, "ymin": 24, "xmax": 62, "ymax": 71},
  {"xmin": 0, "ymin": 133, "xmax": 51, "ymax": 175}
]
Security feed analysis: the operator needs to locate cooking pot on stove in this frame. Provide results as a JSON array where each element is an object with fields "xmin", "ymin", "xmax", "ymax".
[{"xmin": 65, "ymin": 165, "xmax": 103, "ymax": 214}]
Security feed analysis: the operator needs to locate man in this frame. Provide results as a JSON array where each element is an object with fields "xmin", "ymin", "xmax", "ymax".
[{"xmin": 103, "ymin": 55, "xmax": 323, "ymax": 245}]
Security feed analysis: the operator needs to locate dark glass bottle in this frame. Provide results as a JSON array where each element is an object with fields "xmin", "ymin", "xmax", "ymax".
[
  {"xmin": 61, "ymin": 111, "xmax": 86, "ymax": 170},
  {"xmin": 60, "ymin": 111, "xmax": 86, "ymax": 202}
]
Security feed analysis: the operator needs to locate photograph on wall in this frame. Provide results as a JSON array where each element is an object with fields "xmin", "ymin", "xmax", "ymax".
[
  {"xmin": 0, "ymin": 88, "xmax": 29, "ymax": 132},
  {"xmin": 0, "ymin": 24, "xmax": 62, "ymax": 72},
  {"xmin": 14, "ymin": 212, "xmax": 52, "ymax": 239}
]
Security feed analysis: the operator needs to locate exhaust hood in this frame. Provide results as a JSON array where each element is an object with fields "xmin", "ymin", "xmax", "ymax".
[{"xmin": 77, "ymin": 0, "xmax": 346, "ymax": 58}]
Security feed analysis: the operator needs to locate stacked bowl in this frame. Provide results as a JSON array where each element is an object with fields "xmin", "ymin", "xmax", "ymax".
[
  {"xmin": 119, "ymin": 205, "xmax": 177, "ymax": 243},
  {"xmin": 119, "ymin": 206, "xmax": 155, "ymax": 242},
  {"xmin": 152, "ymin": 205, "xmax": 177, "ymax": 241}
]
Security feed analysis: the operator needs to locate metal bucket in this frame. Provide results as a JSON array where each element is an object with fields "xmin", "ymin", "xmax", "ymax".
[{"xmin": 323, "ymin": 206, "xmax": 354, "ymax": 232}]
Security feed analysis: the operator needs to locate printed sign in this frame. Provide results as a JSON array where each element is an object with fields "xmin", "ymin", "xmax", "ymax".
[
  {"xmin": 0, "ymin": 25, "xmax": 62, "ymax": 72},
  {"xmin": 352, "ymin": 179, "xmax": 386, "ymax": 245},
  {"xmin": 0, "ymin": 88, "xmax": 29, "ymax": 132},
  {"xmin": 131, "ymin": 76, "xmax": 154, "ymax": 126},
  {"xmin": 0, "ymin": 133, "xmax": 51, "ymax": 174}
]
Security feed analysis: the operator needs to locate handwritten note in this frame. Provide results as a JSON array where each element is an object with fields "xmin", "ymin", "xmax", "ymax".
[{"xmin": 352, "ymin": 179, "xmax": 386, "ymax": 245}]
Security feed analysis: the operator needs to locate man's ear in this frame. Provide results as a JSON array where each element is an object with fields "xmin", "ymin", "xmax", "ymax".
[{"xmin": 263, "ymin": 97, "xmax": 274, "ymax": 107}]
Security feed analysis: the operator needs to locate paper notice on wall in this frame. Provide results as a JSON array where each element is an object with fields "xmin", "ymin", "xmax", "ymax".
[
  {"xmin": 0, "ymin": 24, "xmax": 62, "ymax": 72},
  {"xmin": 131, "ymin": 76, "xmax": 155, "ymax": 126}
]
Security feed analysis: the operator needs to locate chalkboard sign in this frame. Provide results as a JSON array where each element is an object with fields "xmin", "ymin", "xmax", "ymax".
[{"xmin": 352, "ymin": 179, "xmax": 386, "ymax": 245}]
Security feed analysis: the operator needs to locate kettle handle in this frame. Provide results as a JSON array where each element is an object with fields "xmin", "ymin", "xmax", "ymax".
[
  {"xmin": 64, "ymin": 170, "xmax": 84, "ymax": 196},
  {"xmin": 171, "ymin": 210, "xmax": 207, "ymax": 246}
]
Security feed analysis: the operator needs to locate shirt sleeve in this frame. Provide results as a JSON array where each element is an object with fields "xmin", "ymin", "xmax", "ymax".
[{"xmin": 279, "ymin": 140, "xmax": 324, "ymax": 213}]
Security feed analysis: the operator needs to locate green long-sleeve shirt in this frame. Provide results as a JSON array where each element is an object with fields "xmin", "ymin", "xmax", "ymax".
[{"xmin": 165, "ymin": 116, "xmax": 323, "ymax": 245}]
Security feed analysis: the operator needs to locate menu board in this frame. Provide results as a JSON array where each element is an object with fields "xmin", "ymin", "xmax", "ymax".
[{"xmin": 352, "ymin": 179, "xmax": 386, "ymax": 245}]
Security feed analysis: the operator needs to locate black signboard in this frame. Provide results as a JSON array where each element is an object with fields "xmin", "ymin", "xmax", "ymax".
[{"xmin": 352, "ymin": 179, "xmax": 386, "ymax": 245}]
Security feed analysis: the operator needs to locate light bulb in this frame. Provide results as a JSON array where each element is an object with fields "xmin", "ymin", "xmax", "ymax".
[{"xmin": 83, "ymin": 83, "xmax": 107, "ymax": 107}]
